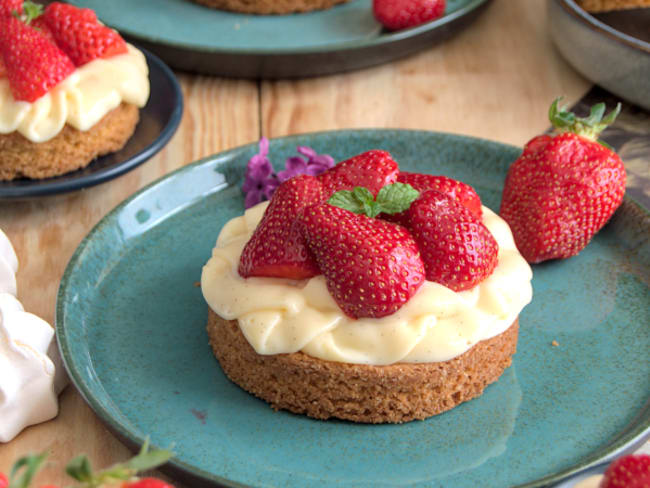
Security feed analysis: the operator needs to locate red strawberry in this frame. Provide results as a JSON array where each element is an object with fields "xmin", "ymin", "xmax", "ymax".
[
  {"xmin": 0, "ymin": 15, "xmax": 74, "ymax": 102},
  {"xmin": 239, "ymin": 174, "xmax": 323, "ymax": 280},
  {"xmin": 0, "ymin": 473, "xmax": 7, "ymax": 488},
  {"xmin": 373, "ymin": 0, "xmax": 445, "ymax": 31},
  {"xmin": 404, "ymin": 190, "xmax": 498, "ymax": 291},
  {"xmin": 123, "ymin": 478, "xmax": 175, "ymax": 488},
  {"xmin": 298, "ymin": 203, "xmax": 425, "ymax": 318},
  {"xmin": 600, "ymin": 454, "xmax": 650, "ymax": 488},
  {"xmin": 0, "ymin": 58, "xmax": 5, "ymax": 77},
  {"xmin": 397, "ymin": 172, "xmax": 482, "ymax": 218},
  {"xmin": 500, "ymin": 98, "xmax": 626, "ymax": 264},
  {"xmin": 318, "ymin": 150, "xmax": 399, "ymax": 199},
  {"xmin": 40, "ymin": 2, "xmax": 128, "ymax": 67},
  {"xmin": 0, "ymin": 0, "xmax": 22, "ymax": 17}
]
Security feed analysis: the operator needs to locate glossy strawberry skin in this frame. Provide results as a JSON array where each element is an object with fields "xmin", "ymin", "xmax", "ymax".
[
  {"xmin": 0, "ymin": 16, "xmax": 75, "ymax": 102},
  {"xmin": 499, "ymin": 132, "xmax": 626, "ymax": 264},
  {"xmin": 397, "ymin": 172, "xmax": 482, "ymax": 218},
  {"xmin": 318, "ymin": 150, "xmax": 399, "ymax": 199},
  {"xmin": 239, "ymin": 174, "xmax": 323, "ymax": 280},
  {"xmin": 373, "ymin": 0, "xmax": 445, "ymax": 31},
  {"xmin": 404, "ymin": 190, "xmax": 498, "ymax": 291},
  {"xmin": 600, "ymin": 454, "xmax": 650, "ymax": 488},
  {"xmin": 298, "ymin": 203, "xmax": 425, "ymax": 319},
  {"xmin": 0, "ymin": 472, "xmax": 7, "ymax": 488},
  {"xmin": 0, "ymin": 0, "xmax": 22, "ymax": 17},
  {"xmin": 123, "ymin": 478, "xmax": 175, "ymax": 488},
  {"xmin": 40, "ymin": 2, "xmax": 128, "ymax": 67}
]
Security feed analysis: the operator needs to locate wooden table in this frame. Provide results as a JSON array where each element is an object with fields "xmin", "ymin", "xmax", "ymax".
[{"xmin": 0, "ymin": 0, "xmax": 603, "ymax": 484}]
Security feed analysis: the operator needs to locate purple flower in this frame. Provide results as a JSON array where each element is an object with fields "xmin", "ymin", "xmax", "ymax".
[
  {"xmin": 277, "ymin": 145, "xmax": 335, "ymax": 183},
  {"xmin": 242, "ymin": 138, "xmax": 279, "ymax": 208},
  {"xmin": 242, "ymin": 138, "xmax": 336, "ymax": 207}
]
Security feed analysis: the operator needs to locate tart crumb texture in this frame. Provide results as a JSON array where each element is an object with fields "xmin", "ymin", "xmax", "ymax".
[
  {"xmin": 207, "ymin": 308, "xmax": 519, "ymax": 423},
  {"xmin": 189, "ymin": 0, "xmax": 350, "ymax": 14},
  {"xmin": 0, "ymin": 103, "xmax": 139, "ymax": 181},
  {"xmin": 576, "ymin": 0, "xmax": 650, "ymax": 11}
]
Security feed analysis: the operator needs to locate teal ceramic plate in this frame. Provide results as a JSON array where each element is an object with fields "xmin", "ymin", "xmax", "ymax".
[
  {"xmin": 56, "ymin": 130, "xmax": 650, "ymax": 488},
  {"xmin": 66, "ymin": 0, "xmax": 491, "ymax": 78}
]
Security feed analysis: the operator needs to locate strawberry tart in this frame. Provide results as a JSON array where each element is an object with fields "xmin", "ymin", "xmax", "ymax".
[
  {"xmin": 0, "ymin": 1, "xmax": 150, "ymax": 181},
  {"xmin": 188, "ymin": 0, "xmax": 350, "ymax": 14},
  {"xmin": 202, "ymin": 149, "xmax": 533, "ymax": 423}
]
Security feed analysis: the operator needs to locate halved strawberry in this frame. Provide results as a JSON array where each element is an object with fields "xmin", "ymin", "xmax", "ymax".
[
  {"xmin": 0, "ymin": 15, "xmax": 74, "ymax": 102},
  {"xmin": 298, "ymin": 202, "xmax": 425, "ymax": 319},
  {"xmin": 403, "ymin": 190, "xmax": 498, "ymax": 291},
  {"xmin": 318, "ymin": 150, "xmax": 399, "ymax": 199},
  {"xmin": 238, "ymin": 174, "xmax": 323, "ymax": 280},
  {"xmin": 40, "ymin": 2, "xmax": 128, "ymax": 67},
  {"xmin": 397, "ymin": 172, "xmax": 482, "ymax": 218}
]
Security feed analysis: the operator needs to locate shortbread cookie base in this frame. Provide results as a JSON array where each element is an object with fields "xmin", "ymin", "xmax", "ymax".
[
  {"xmin": 207, "ymin": 308, "xmax": 519, "ymax": 423},
  {"xmin": 0, "ymin": 103, "xmax": 139, "ymax": 181},
  {"xmin": 189, "ymin": 0, "xmax": 350, "ymax": 14},
  {"xmin": 576, "ymin": 0, "xmax": 650, "ymax": 11}
]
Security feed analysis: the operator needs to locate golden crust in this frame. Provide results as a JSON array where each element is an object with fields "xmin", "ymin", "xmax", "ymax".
[
  {"xmin": 207, "ymin": 308, "xmax": 519, "ymax": 423},
  {"xmin": 0, "ymin": 103, "xmax": 139, "ymax": 181},
  {"xmin": 575, "ymin": 0, "xmax": 650, "ymax": 11},
  {"xmin": 188, "ymin": 0, "xmax": 350, "ymax": 14}
]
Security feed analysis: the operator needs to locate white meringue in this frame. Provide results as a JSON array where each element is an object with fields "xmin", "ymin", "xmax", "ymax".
[{"xmin": 0, "ymin": 230, "xmax": 65, "ymax": 443}]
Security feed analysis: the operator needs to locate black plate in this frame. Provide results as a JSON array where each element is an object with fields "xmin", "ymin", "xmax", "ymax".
[{"xmin": 0, "ymin": 47, "xmax": 183, "ymax": 200}]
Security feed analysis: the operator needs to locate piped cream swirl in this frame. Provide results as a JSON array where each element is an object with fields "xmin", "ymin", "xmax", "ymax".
[
  {"xmin": 202, "ymin": 203, "xmax": 533, "ymax": 365},
  {"xmin": 0, "ymin": 44, "xmax": 149, "ymax": 143}
]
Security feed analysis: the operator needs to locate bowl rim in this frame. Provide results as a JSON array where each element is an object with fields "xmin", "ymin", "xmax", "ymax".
[{"xmin": 556, "ymin": 0, "xmax": 650, "ymax": 54}]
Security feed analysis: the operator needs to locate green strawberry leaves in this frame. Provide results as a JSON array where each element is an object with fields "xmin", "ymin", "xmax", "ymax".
[
  {"xmin": 328, "ymin": 183, "xmax": 419, "ymax": 218},
  {"xmin": 7, "ymin": 453, "xmax": 48, "ymax": 488},
  {"xmin": 549, "ymin": 96, "xmax": 621, "ymax": 145}
]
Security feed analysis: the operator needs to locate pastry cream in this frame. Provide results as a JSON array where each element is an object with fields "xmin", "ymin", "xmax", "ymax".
[
  {"xmin": 0, "ymin": 44, "xmax": 149, "ymax": 143},
  {"xmin": 202, "ymin": 202, "xmax": 533, "ymax": 365}
]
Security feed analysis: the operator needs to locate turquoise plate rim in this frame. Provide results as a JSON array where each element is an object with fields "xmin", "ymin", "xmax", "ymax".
[
  {"xmin": 68, "ymin": 0, "xmax": 489, "ymax": 55},
  {"xmin": 56, "ymin": 129, "xmax": 650, "ymax": 488}
]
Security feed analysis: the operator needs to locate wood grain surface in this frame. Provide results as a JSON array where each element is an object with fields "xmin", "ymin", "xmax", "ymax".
[{"xmin": 0, "ymin": 0, "xmax": 598, "ymax": 485}]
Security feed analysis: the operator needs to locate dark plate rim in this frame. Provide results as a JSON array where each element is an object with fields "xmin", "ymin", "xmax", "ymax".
[
  {"xmin": 96, "ymin": 0, "xmax": 489, "ymax": 55},
  {"xmin": 56, "ymin": 128, "xmax": 650, "ymax": 488},
  {"xmin": 0, "ymin": 47, "xmax": 184, "ymax": 200},
  {"xmin": 557, "ymin": 0, "xmax": 650, "ymax": 54}
]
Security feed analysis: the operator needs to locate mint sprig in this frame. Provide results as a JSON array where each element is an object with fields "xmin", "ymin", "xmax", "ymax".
[{"xmin": 328, "ymin": 183, "xmax": 419, "ymax": 218}]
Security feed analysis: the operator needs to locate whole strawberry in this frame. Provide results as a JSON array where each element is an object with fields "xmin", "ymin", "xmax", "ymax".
[
  {"xmin": 373, "ymin": 0, "xmax": 445, "ymax": 31},
  {"xmin": 600, "ymin": 454, "xmax": 650, "ymax": 488},
  {"xmin": 239, "ymin": 174, "xmax": 323, "ymax": 280},
  {"xmin": 318, "ymin": 149, "xmax": 399, "ymax": 199},
  {"xmin": 397, "ymin": 172, "xmax": 483, "ymax": 218},
  {"xmin": 0, "ymin": 15, "xmax": 74, "ymax": 102},
  {"xmin": 500, "ymin": 98, "xmax": 626, "ymax": 264},
  {"xmin": 0, "ymin": 0, "xmax": 22, "ymax": 17},
  {"xmin": 40, "ymin": 2, "xmax": 128, "ymax": 67},
  {"xmin": 402, "ymin": 189, "xmax": 497, "ymax": 291},
  {"xmin": 298, "ymin": 201, "xmax": 425, "ymax": 319}
]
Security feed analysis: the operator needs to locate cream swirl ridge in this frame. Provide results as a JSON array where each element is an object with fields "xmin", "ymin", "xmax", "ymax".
[
  {"xmin": 0, "ymin": 44, "xmax": 150, "ymax": 143},
  {"xmin": 201, "ymin": 202, "xmax": 533, "ymax": 365}
]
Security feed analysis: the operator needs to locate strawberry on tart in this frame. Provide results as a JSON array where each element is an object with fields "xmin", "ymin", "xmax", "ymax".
[
  {"xmin": 0, "ymin": 1, "xmax": 150, "ymax": 181},
  {"xmin": 202, "ymin": 149, "xmax": 533, "ymax": 423}
]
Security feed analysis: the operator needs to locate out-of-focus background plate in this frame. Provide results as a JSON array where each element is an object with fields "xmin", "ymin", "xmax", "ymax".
[
  {"xmin": 67, "ymin": 0, "xmax": 491, "ymax": 78},
  {"xmin": 0, "ymin": 48, "xmax": 183, "ymax": 200},
  {"xmin": 57, "ymin": 130, "xmax": 650, "ymax": 488},
  {"xmin": 548, "ymin": 0, "xmax": 650, "ymax": 111}
]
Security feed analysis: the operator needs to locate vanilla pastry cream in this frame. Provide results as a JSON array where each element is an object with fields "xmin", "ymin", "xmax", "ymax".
[
  {"xmin": 0, "ymin": 44, "xmax": 150, "ymax": 143},
  {"xmin": 0, "ymin": 229, "xmax": 66, "ymax": 442},
  {"xmin": 202, "ymin": 202, "xmax": 533, "ymax": 365}
]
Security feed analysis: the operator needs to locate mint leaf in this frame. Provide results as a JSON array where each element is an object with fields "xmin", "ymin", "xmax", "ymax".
[
  {"xmin": 9, "ymin": 453, "xmax": 48, "ymax": 488},
  {"xmin": 376, "ymin": 183, "xmax": 419, "ymax": 215},
  {"xmin": 328, "ymin": 190, "xmax": 364, "ymax": 214}
]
